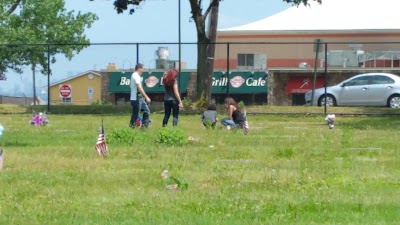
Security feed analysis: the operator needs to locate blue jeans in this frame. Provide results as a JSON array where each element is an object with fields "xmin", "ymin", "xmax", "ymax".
[
  {"xmin": 130, "ymin": 98, "xmax": 150, "ymax": 127},
  {"xmin": 221, "ymin": 118, "xmax": 236, "ymax": 127},
  {"xmin": 130, "ymin": 100, "xmax": 140, "ymax": 126},
  {"xmin": 163, "ymin": 100, "xmax": 179, "ymax": 126}
]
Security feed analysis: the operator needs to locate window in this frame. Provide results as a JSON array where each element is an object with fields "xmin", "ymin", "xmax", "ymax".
[
  {"xmin": 62, "ymin": 97, "xmax": 71, "ymax": 104},
  {"xmin": 346, "ymin": 76, "xmax": 371, "ymax": 86},
  {"xmin": 238, "ymin": 54, "xmax": 255, "ymax": 67},
  {"xmin": 371, "ymin": 75, "xmax": 395, "ymax": 85}
]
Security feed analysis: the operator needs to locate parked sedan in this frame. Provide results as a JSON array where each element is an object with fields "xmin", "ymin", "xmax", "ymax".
[{"xmin": 305, "ymin": 73, "xmax": 400, "ymax": 108}]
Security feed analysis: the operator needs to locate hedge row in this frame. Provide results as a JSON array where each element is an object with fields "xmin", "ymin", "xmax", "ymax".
[{"xmin": 29, "ymin": 103, "xmax": 166, "ymax": 114}]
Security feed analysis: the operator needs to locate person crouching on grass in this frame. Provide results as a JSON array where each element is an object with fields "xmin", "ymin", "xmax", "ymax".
[
  {"xmin": 202, "ymin": 103, "xmax": 218, "ymax": 129},
  {"xmin": 162, "ymin": 69, "xmax": 183, "ymax": 127},
  {"xmin": 221, "ymin": 97, "xmax": 249, "ymax": 134}
]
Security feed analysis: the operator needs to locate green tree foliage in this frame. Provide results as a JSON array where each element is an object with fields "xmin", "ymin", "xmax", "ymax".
[{"xmin": 0, "ymin": 0, "xmax": 98, "ymax": 74}]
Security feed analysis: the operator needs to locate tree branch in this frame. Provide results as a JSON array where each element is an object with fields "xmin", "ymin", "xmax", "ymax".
[
  {"xmin": 6, "ymin": 0, "xmax": 22, "ymax": 16},
  {"xmin": 202, "ymin": 0, "xmax": 219, "ymax": 22}
]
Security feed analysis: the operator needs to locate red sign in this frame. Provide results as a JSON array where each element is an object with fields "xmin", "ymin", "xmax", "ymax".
[
  {"xmin": 286, "ymin": 76, "xmax": 324, "ymax": 94},
  {"xmin": 60, "ymin": 85, "xmax": 71, "ymax": 97}
]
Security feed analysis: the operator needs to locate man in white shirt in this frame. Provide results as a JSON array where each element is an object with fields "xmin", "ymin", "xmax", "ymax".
[{"xmin": 130, "ymin": 63, "xmax": 151, "ymax": 128}]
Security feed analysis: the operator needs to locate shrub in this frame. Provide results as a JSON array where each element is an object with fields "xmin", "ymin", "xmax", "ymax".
[
  {"xmin": 107, "ymin": 128, "xmax": 145, "ymax": 146},
  {"xmin": 156, "ymin": 127, "xmax": 187, "ymax": 146},
  {"xmin": 238, "ymin": 101, "xmax": 245, "ymax": 109},
  {"xmin": 181, "ymin": 97, "xmax": 192, "ymax": 110}
]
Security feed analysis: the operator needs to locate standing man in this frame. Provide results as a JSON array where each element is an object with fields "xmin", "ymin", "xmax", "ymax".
[{"xmin": 130, "ymin": 63, "xmax": 151, "ymax": 128}]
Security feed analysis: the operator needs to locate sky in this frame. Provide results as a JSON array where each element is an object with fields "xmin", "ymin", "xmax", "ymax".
[{"xmin": 0, "ymin": 0, "xmax": 290, "ymax": 98}]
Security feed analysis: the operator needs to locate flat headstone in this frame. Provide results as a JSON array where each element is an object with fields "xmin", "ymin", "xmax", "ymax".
[
  {"xmin": 349, "ymin": 147, "xmax": 381, "ymax": 151},
  {"xmin": 355, "ymin": 157, "xmax": 378, "ymax": 162}
]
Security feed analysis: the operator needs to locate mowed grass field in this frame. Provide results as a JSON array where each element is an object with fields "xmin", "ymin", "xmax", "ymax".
[{"xmin": 0, "ymin": 113, "xmax": 399, "ymax": 224}]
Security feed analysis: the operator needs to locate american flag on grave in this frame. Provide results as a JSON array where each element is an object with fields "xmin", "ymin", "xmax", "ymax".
[
  {"xmin": 95, "ymin": 122, "xmax": 108, "ymax": 157},
  {"xmin": 0, "ymin": 149, "xmax": 3, "ymax": 170}
]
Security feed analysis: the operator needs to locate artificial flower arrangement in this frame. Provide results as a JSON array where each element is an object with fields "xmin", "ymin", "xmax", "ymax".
[
  {"xmin": 30, "ymin": 112, "xmax": 49, "ymax": 126},
  {"xmin": 0, "ymin": 124, "xmax": 3, "ymax": 137},
  {"xmin": 325, "ymin": 114, "xmax": 336, "ymax": 129}
]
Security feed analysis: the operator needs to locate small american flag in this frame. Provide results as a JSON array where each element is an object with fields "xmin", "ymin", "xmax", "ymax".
[
  {"xmin": 243, "ymin": 120, "xmax": 249, "ymax": 135},
  {"xmin": 95, "ymin": 121, "xmax": 108, "ymax": 157},
  {"xmin": 0, "ymin": 149, "xmax": 3, "ymax": 170},
  {"xmin": 242, "ymin": 110, "xmax": 249, "ymax": 135}
]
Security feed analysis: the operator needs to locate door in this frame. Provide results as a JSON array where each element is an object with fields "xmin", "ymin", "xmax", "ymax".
[
  {"xmin": 338, "ymin": 75, "xmax": 372, "ymax": 106},
  {"xmin": 367, "ymin": 75, "xmax": 396, "ymax": 106}
]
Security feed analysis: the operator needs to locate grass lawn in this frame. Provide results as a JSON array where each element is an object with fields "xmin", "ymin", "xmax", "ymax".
[{"xmin": 0, "ymin": 113, "xmax": 399, "ymax": 224}]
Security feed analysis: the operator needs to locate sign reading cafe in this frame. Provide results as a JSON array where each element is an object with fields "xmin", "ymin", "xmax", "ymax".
[{"xmin": 108, "ymin": 71, "xmax": 268, "ymax": 94}]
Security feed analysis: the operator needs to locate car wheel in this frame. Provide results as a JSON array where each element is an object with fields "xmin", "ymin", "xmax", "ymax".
[
  {"xmin": 318, "ymin": 94, "xmax": 336, "ymax": 107},
  {"xmin": 388, "ymin": 94, "xmax": 400, "ymax": 108}
]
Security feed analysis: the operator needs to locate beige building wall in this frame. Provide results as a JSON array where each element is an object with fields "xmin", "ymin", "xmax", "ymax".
[
  {"xmin": 50, "ymin": 72, "xmax": 102, "ymax": 105},
  {"xmin": 214, "ymin": 32, "xmax": 400, "ymax": 69}
]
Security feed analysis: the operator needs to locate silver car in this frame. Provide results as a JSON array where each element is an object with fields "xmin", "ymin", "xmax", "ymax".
[{"xmin": 305, "ymin": 73, "xmax": 400, "ymax": 108}]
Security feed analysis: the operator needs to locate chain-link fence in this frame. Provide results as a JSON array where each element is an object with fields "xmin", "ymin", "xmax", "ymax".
[{"xmin": 1, "ymin": 41, "xmax": 400, "ymax": 115}]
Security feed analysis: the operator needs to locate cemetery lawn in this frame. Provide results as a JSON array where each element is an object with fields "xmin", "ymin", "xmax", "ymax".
[{"xmin": 0, "ymin": 114, "xmax": 399, "ymax": 224}]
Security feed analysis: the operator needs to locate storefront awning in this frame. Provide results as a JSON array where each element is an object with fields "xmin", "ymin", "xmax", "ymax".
[
  {"xmin": 108, "ymin": 71, "xmax": 190, "ymax": 93},
  {"xmin": 285, "ymin": 76, "xmax": 325, "ymax": 94},
  {"xmin": 109, "ymin": 71, "xmax": 268, "ymax": 94}
]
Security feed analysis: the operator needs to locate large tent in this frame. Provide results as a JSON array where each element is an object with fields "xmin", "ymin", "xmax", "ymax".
[{"xmin": 219, "ymin": 0, "xmax": 400, "ymax": 33}]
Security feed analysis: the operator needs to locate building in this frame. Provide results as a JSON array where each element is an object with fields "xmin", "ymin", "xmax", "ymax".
[
  {"xmin": 49, "ymin": 71, "xmax": 101, "ymax": 105},
  {"xmin": 215, "ymin": 0, "xmax": 400, "ymax": 105},
  {"xmin": 0, "ymin": 96, "xmax": 42, "ymax": 106}
]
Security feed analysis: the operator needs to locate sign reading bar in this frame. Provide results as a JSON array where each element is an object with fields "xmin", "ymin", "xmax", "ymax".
[
  {"xmin": 108, "ymin": 71, "xmax": 268, "ymax": 94},
  {"xmin": 109, "ymin": 71, "xmax": 190, "ymax": 93}
]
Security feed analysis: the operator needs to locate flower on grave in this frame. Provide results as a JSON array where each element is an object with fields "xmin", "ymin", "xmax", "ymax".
[
  {"xmin": 161, "ymin": 166, "xmax": 188, "ymax": 190},
  {"xmin": 30, "ymin": 112, "xmax": 49, "ymax": 126},
  {"xmin": 325, "ymin": 114, "xmax": 335, "ymax": 129},
  {"xmin": 0, "ymin": 124, "xmax": 4, "ymax": 137},
  {"xmin": 161, "ymin": 169, "xmax": 168, "ymax": 179}
]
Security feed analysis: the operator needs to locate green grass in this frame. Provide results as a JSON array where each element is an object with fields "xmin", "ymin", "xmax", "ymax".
[{"xmin": 0, "ymin": 114, "xmax": 399, "ymax": 224}]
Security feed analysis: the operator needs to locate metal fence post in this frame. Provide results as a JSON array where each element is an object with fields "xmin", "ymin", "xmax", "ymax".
[
  {"xmin": 226, "ymin": 42, "xmax": 230, "ymax": 97},
  {"xmin": 47, "ymin": 45, "xmax": 51, "ymax": 112},
  {"xmin": 324, "ymin": 42, "xmax": 328, "ymax": 115},
  {"xmin": 136, "ymin": 43, "xmax": 139, "ymax": 64}
]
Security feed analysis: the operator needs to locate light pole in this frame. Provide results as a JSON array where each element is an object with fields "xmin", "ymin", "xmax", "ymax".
[{"xmin": 178, "ymin": 0, "xmax": 181, "ymax": 91}]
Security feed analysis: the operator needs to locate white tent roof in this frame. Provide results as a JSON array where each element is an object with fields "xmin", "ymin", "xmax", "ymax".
[{"xmin": 219, "ymin": 0, "xmax": 400, "ymax": 32}]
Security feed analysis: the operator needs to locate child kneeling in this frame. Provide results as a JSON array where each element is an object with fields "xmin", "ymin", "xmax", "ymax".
[
  {"xmin": 202, "ymin": 104, "xmax": 218, "ymax": 129},
  {"xmin": 221, "ymin": 97, "xmax": 249, "ymax": 135}
]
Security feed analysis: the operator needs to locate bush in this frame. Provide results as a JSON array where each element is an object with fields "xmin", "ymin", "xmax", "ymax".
[
  {"xmin": 156, "ymin": 127, "xmax": 187, "ymax": 146},
  {"xmin": 29, "ymin": 103, "xmax": 162, "ymax": 115},
  {"xmin": 238, "ymin": 101, "xmax": 245, "ymax": 109},
  {"xmin": 107, "ymin": 128, "xmax": 145, "ymax": 146},
  {"xmin": 29, "ymin": 105, "xmax": 132, "ymax": 114},
  {"xmin": 181, "ymin": 97, "xmax": 192, "ymax": 110}
]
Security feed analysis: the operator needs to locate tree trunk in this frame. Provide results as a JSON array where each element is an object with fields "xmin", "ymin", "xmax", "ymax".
[
  {"xmin": 196, "ymin": 35, "xmax": 209, "ymax": 102},
  {"xmin": 205, "ymin": 1, "xmax": 219, "ymax": 103}
]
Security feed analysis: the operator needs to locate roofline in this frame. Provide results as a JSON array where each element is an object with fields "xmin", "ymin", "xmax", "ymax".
[
  {"xmin": 218, "ymin": 29, "xmax": 400, "ymax": 35},
  {"xmin": 46, "ymin": 70, "xmax": 101, "ymax": 88}
]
